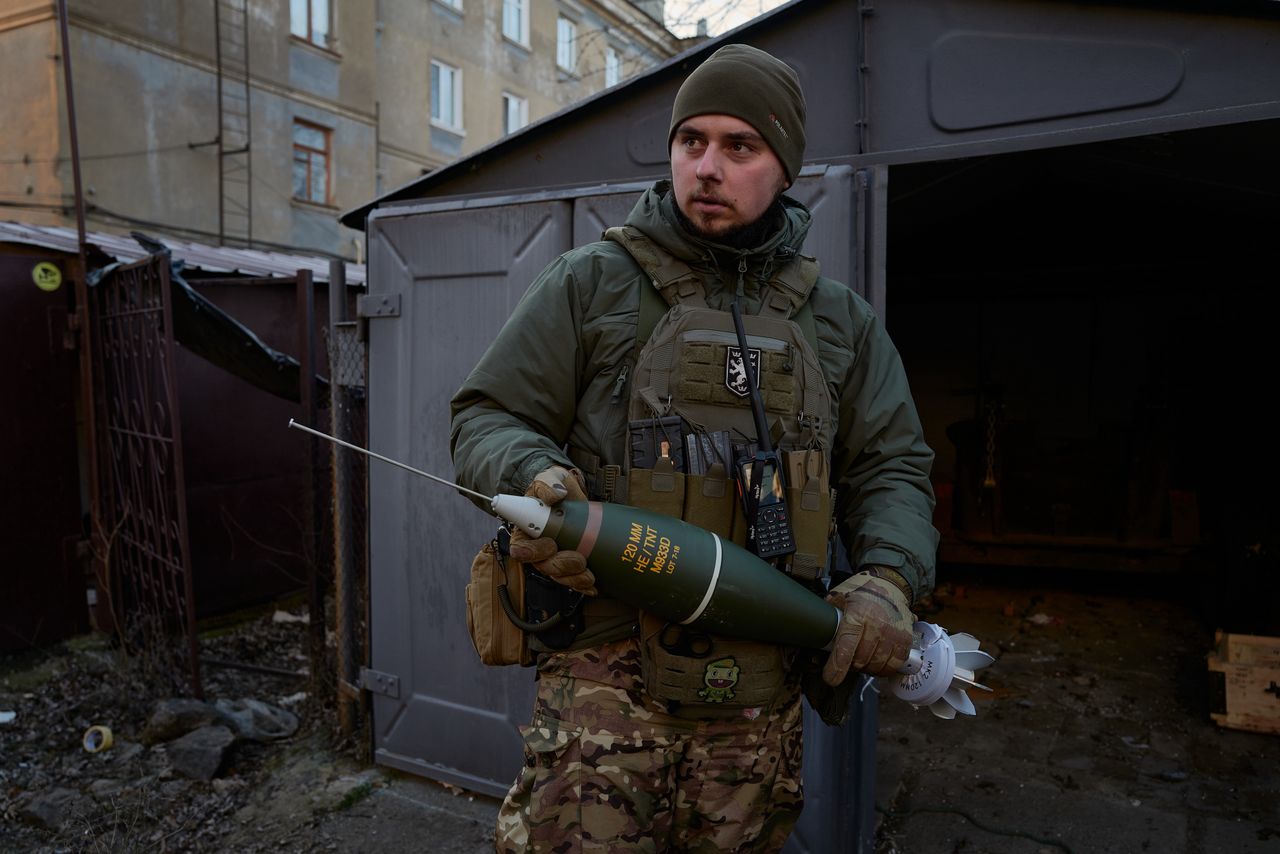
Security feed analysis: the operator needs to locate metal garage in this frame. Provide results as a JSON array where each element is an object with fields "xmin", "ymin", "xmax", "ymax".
[{"xmin": 343, "ymin": 2, "xmax": 1280, "ymax": 850}]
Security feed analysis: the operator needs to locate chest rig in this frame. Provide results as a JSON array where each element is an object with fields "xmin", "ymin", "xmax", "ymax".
[{"xmin": 604, "ymin": 225, "xmax": 838, "ymax": 712}]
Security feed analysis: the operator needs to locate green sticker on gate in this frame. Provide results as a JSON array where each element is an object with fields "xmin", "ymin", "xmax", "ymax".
[{"xmin": 33, "ymin": 262, "xmax": 62, "ymax": 293}]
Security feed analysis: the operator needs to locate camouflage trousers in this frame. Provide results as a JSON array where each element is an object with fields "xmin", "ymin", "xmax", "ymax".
[{"xmin": 495, "ymin": 638, "xmax": 804, "ymax": 853}]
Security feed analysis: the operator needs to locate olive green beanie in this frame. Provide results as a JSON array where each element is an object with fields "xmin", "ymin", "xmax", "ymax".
[{"xmin": 668, "ymin": 44, "xmax": 807, "ymax": 182}]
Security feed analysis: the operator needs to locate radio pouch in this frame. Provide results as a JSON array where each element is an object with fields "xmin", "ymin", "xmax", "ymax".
[{"xmin": 465, "ymin": 525, "xmax": 586, "ymax": 665}]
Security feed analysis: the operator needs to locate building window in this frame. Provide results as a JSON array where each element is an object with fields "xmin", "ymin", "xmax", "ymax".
[
  {"xmin": 502, "ymin": 93, "xmax": 528, "ymax": 135},
  {"xmin": 605, "ymin": 45, "xmax": 621, "ymax": 87},
  {"xmin": 502, "ymin": 0, "xmax": 528, "ymax": 46},
  {"xmin": 292, "ymin": 120, "xmax": 331, "ymax": 205},
  {"xmin": 431, "ymin": 60, "xmax": 463, "ymax": 131},
  {"xmin": 290, "ymin": 0, "xmax": 330, "ymax": 48},
  {"xmin": 435, "ymin": 0, "xmax": 463, "ymax": 10},
  {"xmin": 556, "ymin": 17, "xmax": 577, "ymax": 72}
]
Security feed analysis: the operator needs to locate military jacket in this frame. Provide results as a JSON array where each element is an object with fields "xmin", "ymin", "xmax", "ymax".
[{"xmin": 450, "ymin": 182, "xmax": 939, "ymax": 599}]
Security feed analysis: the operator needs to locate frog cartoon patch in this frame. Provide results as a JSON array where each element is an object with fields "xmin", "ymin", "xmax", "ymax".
[{"xmin": 698, "ymin": 656, "xmax": 740, "ymax": 703}]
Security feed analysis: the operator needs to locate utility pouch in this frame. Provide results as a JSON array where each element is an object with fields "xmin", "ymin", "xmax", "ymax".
[
  {"xmin": 681, "ymin": 466, "xmax": 736, "ymax": 535},
  {"xmin": 782, "ymin": 449, "xmax": 833, "ymax": 581},
  {"xmin": 638, "ymin": 611, "xmax": 790, "ymax": 710},
  {"xmin": 626, "ymin": 462, "xmax": 686, "ymax": 521},
  {"xmin": 464, "ymin": 534, "xmax": 532, "ymax": 667}
]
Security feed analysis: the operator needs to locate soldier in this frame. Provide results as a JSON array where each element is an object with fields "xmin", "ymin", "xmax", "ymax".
[{"xmin": 451, "ymin": 43, "xmax": 938, "ymax": 853}]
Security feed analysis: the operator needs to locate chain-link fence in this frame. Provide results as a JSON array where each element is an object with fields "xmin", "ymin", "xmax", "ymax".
[{"xmin": 325, "ymin": 319, "xmax": 369, "ymax": 753}]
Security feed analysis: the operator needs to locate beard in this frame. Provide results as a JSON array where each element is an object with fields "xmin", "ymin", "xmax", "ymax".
[{"xmin": 673, "ymin": 196, "xmax": 784, "ymax": 250}]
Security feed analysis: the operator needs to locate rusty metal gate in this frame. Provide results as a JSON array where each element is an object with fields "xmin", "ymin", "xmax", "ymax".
[{"xmin": 86, "ymin": 252, "xmax": 201, "ymax": 697}]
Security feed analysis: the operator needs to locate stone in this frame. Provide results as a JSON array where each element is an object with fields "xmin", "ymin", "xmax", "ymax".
[
  {"xmin": 166, "ymin": 725, "xmax": 236, "ymax": 781},
  {"xmin": 88, "ymin": 778, "xmax": 124, "ymax": 800},
  {"xmin": 313, "ymin": 771, "xmax": 382, "ymax": 811},
  {"xmin": 214, "ymin": 698, "xmax": 299, "ymax": 742},
  {"xmin": 19, "ymin": 787, "xmax": 91, "ymax": 830},
  {"xmin": 106, "ymin": 740, "xmax": 145, "ymax": 765},
  {"xmin": 143, "ymin": 698, "xmax": 229, "ymax": 745}
]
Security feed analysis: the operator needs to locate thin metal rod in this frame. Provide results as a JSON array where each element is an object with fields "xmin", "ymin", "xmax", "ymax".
[
  {"xmin": 201, "ymin": 656, "xmax": 307, "ymax": 679},
  {"xmin": 56, "ymin": 0, "xmax": 87, "ymax": 258},
  {"xmin": 287, "ymin": 419, "xmax": 492, "ymax": 504},
  {"xmin": 214, "ymin": 0, "xmax": 225, "ymax": 245},
  {"xmin": 730, "ymin": 297, "xmax": 774, "ymax": 453}
]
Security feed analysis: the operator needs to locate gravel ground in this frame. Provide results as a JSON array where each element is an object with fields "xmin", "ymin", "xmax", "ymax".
[
  {"xmin": 0, "ymin": 603, "xmax": 404, "ymax": 853},
  {"xmin": 4, "ymin": 568, "xmax": 1277, "ymax": 854}
]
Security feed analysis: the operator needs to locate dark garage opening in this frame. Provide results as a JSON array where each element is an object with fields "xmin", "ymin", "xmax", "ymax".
[{"xmin": 887, "ymin": 118, "xmax": 1280, "ymax": 635}]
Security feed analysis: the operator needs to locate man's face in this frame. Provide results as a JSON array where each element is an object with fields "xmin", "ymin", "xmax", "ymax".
[{"xmin": 670, "ymin": 114, "xmax": 789, "ymax": 241}]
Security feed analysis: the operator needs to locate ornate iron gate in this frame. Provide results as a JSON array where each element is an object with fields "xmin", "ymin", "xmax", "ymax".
[{"xmin": 88, "ymin": 252, "xmax": 201, "ymax": 696}]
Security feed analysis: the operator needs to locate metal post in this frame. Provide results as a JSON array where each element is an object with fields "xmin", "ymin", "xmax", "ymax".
[
  {"xmin": 328, "ymin": 259, "xmax": 359, "ymax": 734},
  {"xmin": 848, "ymin": 683, "xmax": 879, "ymax": 852},
  {"xmin": 296, "ymin": 269, "xmax": 326, "ymax": 696},
  {"xmin": 242, "ymin": 0, "xmax": 253, "ymax": 249},
  {"xmin": 56, "ymin": 0, "xmax": 86, "ymax": 258},
  {"xmin": 58, "ymin": 0, "xmax": 107, "ymax": 634},
  {"xmin": 214, "ymin": 0, "xmax": 225, "ymax": 245}
]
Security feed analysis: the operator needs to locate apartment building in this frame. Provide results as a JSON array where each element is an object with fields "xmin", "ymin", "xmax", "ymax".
[
  {"xmin": 0, "ymin": 0, "xmax": 683, "ymax": 260},
  {"xmin": 376, "ymin": 0, "xmax": 680, "ymax": 191}
]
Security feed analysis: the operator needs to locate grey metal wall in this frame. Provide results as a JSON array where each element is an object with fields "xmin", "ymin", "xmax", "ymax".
[
  {"xmin": 344, "ymin": 0, "xmax": 1280, "ymax": 226},
  {"xmin": 366, "ymin": 167, "xmax": 881, "ymax": 850},
  {"xmin": 864, "ymin": 0, "xmax": 1280, "ymax": 161},
  {"xmin": 365, "ymin": 199, "xmax": 573, "ymax": 793}
]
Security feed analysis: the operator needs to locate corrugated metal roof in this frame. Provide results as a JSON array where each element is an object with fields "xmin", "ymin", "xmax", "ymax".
[{"xmin": 0, "ymin": 221, "xmax": 365, "ymax": 285}]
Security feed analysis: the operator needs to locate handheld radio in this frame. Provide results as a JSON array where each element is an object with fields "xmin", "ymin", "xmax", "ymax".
[{"xmin": 729, "ymin": 298, "xmax": 797, "ymax": 563}]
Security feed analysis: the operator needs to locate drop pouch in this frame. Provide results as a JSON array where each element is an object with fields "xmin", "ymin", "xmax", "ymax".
[{"xmin": 464, "ymin": 532, "xmax": 532, "ymax": 667}]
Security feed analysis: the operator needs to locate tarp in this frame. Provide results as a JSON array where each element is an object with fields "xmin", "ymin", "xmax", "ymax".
[{"xmin": 88, "ymin": 233, "xmax": 325, "ymax": 403}]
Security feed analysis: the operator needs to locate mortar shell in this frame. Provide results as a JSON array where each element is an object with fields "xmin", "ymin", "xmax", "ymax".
[{"xmin": 544, "ymin": 500, "xmax": 840, "ymax": 649}]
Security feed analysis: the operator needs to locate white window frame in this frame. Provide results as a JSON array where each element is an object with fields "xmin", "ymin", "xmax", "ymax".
[
  {"xmin": 556, "ymin": 16, "xmax": 577, "ymax": 72},
  {"xmin": 605, "ymin": 45, "xmax": 621, "ymax": 88},
  {"xmin": 430, "ymin": 60, "xmax": 464, "ymax": 132},
  {"xmin": 502, "ymin": 0, "xmax": 530, "ymax": 47},
  {"xmin": 434, "ymin": 0, "xmax": 463, "ymax": 11},
  {"xmin": 502, "ymin": 92, "xmax": 529, "ymax": 136},
  {"xmin": 290, "ymin": 0, "xmax": 331, "ymax": 48}
]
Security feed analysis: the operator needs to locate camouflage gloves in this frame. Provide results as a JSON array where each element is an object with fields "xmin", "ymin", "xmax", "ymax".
[
  {"xmin": 507, "ymin": 465, "xmax": 598, "ymax": 596},
  {"xmin": 822, "ymin": 568, "xmax": 915, "ymax": 684}
]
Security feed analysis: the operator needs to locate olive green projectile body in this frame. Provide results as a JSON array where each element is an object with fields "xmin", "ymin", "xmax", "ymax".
[{"xmin": 542, "ymin": 500, "xmax": 841, "ymax": 649}]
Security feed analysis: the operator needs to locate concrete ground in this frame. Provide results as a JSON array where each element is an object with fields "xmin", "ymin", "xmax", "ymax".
[
  {"xmin": 873, "ymin": 567, "xmax": 1279, "ymax": 854},
  {"xmin": 311, "ymin": 567, "xmax": 1279, "ymax": 854},
  {"xmin": 307, "ymin": 771, "xmax": 498, "ymax": 853}
]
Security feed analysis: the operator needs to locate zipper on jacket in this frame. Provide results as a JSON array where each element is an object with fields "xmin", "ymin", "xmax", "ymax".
[{"xmin": 610, "ymin": 364, "xmax": 631, "ymax": 404}]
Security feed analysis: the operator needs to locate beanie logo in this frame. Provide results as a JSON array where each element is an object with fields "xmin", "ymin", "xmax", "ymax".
[{"xmin": 768, "ymin": 112, "xmax": 789, "ymax": 140}]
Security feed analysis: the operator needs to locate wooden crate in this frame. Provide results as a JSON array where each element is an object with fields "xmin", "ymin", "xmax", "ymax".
[{"xmin": 1207, "ymin": 631, "xmax": 1280, "ymax": 735}]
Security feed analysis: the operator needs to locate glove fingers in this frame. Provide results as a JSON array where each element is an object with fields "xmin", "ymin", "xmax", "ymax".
[
  {"xmin": 884, "ymin": 640, "xmax": 911, "ymax": 675},
  {"xmin": 527, "ymin": 479, "xmax": 568, "ymax": 506},
  {"xmin": 508, "ymin": 533, "xmax": 558, "ymax": 563},
  {"xmin": 528, "ymin": 466, "xmax": 588, "ymax": 505},
  {"xmin": 852, "ymin": 635, "xmax": 884, "ymax": 674},
  {"xmin": 537, "ymin": 550, "xmax": 597, "ymax": 596},
  {"xmin": 822, "ymin": 621, "xmax": 864, "ymax": 687},
  {"xmin": 856, "ymin": 620, "xmax": 916, "ymax": 674},
  {"xmin": 559, "ymin": 470, "xmax": 588, "ymax": 502}
]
